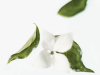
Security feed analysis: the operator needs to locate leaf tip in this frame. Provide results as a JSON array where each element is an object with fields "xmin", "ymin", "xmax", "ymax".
[
  {"xmin": 33, "ymin": 23, "xmax": 37, "ymax": 26},
  {"xmin": 7, "ymin": 57, "xmax": 12, "ymax": 64},
  {"xmin": 7, "ymin": 60, "xmax": 11, "ymax": 64},
  {"xmin": 7, "ymin": 54, "xmax": 18, "ymax": 64},
  {"xmin": 33, "ymin": 23, "xmax": 39, "ymax": 29}
]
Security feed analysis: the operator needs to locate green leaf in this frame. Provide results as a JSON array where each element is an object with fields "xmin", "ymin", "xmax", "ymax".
[
  {"xmin": 58, "ymin": 0, "xmax": 87, "ymax": 17},
  {"xmin": 62, "ymin": 41, "xmax": 94, "ymax": 73},
  {"xmin": 8, "ymin": 24, "xmax": 40, "ymax": 63},
  {"xmin": 55, "ymin": 35, "xmax": 94, "ymax": 72}
]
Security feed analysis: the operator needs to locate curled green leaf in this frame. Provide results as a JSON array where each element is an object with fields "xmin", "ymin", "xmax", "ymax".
[
  {"xmin": 58, "ymin": 0, "xmax": 87, "ymax": 17},
  {"xmin": 8, "ymin": 24, "xmax": 40, "ymax": 63}
]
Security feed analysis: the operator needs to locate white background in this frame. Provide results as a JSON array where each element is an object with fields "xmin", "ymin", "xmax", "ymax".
[{"xmin": 0, "ymin": 0, "xmax": 100, "ymax": 75}]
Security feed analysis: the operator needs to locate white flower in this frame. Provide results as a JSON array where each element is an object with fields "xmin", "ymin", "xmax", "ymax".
[{"xmin": 33, "ymin": 30, "xmax": 74, "ymax": 72}]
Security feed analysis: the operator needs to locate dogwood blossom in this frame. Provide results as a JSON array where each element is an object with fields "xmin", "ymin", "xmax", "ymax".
[{"xmin": 33, "ymin": 30, "xmax": 74, "ymax": 72}]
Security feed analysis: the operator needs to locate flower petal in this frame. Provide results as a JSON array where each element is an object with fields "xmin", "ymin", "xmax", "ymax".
[
  {"xmin": 42, "ymin": 30, "xmax": 55, "ymax": 50},
  {"xmin": 52, "ymin": 53, "xmax": 70, "ymax": 72},
  {"xmin": 33, "ymin": 50, "xmax": 51, "ymax": 68},
  {"xmin": 53, "ymin": 32, "xmax": 74, "ymax": 52}
]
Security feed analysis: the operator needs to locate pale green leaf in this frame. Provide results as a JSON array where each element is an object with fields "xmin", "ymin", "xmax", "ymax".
[
  {"xmin": 8, "ymin": 24, "xmax": 40, "ymax": 63},
  {"xmin": 58, "ymin": 0, "xmax": 87, "ymax": 17}
]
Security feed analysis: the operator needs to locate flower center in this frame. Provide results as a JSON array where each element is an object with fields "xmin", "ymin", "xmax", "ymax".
[
  {"xmin": 50, "ymin": 51, "xmax": 54, "ymax": 55},
  {"xmin": 47, "ymin": 50, "xmax": 56, "ymax": 55}
]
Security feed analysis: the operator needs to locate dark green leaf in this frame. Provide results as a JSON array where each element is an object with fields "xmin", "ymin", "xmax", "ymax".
[
  {"xmin": 8, "ymin": 24, "xmax": 40, "ymax": 63},
  {"xmin": 58, "ymin": 0, "xmax": 87, "ymax": 17},
  {"xmin": 55, "ymin": 35, "xmax": 94, "ymax": 72},
  {"xmin": 62, "ymin": 41, "xmax": 94, "ymax": 73}
]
